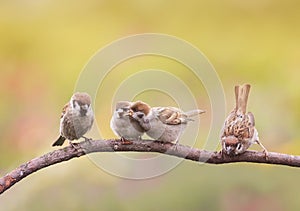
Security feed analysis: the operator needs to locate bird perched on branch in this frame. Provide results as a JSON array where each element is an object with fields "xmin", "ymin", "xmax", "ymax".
[
  {"xmin": 110, "ymin": 101, "xmax": 145, "ymax": 140},
  {"xmin": 129, "ymin": 101, "xmax": 205, "ymax": 144},
  {"xmin": 52, "ymin": 92, "xmax": 94, "ymax": 147},
  {"xmin": 220, "ymin": 84, "xmax": 268, "ymax": 156}
]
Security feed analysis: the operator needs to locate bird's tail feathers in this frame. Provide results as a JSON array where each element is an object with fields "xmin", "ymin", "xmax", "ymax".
[
  {"xmin": 52, "ymin": 136, "xmax": 66, "ymax": 146},
  {"xmin": 185, "ymin": 109, "xmax": 205, "ymax": 117}
]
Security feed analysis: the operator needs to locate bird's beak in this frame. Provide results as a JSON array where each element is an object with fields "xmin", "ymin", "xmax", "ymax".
[
  {"xmin": 124, "ymin": 109, "xmax": 133, "ymax": 116},
  {"xmin": 80, "ymin": 105, "xmax": 88, "ymax": 116},
  {"xmin": 225, "ymin": 146, "xmax": 233, "ymax": 155}
]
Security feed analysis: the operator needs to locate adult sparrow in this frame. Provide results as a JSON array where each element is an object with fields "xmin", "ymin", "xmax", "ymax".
[
  {"xmin": 110, "ymin": 101, "xmax": 145, "ymax": 140},
  {"xmin": 129, "ymin": 101, "xmax": 205, "ymax": 144},
  {"xmin": 220, "ymin": 84, "xmax": 267, "ymax": 155},
  {"xmin": 52, "ymin": 92, "xmax": 94, "ymax": 146}
]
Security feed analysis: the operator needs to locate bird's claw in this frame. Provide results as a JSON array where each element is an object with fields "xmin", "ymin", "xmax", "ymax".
[
  {"xmin": 119, "ymin": 137, "xmax": 133, "ymax": 145},
  {"xmin": 219, "ymin": 149, "xmax": 224, "ymax": 158},
  {"xmin": 69, "ymin": 141, "xmax": 81, "ymax": 151},
  {"xmin": 172, "ymin": 139, "xmax": 181, "ymax": 151},
  {"xmin": 263, "ymin": 149, "xmax": 269, "ymax": 160},
  {"xmin": 83, "ymin": 136, "xmax": 93, "ymax": 142}
]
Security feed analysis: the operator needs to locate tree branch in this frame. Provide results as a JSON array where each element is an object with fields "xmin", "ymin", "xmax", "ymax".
[{"xmin": 1, "ymin": 139, "xmax": 300, "ymax": 195}]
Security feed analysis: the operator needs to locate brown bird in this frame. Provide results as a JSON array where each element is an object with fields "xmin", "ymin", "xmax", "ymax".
[
  {"xmin": 220, "ymin": 84, "xmax": 267, "ymax": 155},
  {"xmin": 129, "ymin": 101, "xmax": 205, "ymax": 144},
  {"xmin": 52, "ymin": 92, "xmax": 94, "ymax": 147}
]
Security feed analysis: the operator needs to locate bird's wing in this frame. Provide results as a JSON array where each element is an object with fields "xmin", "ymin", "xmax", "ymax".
[
  {"xmin": 247, "ymin": 112, "xmax": 255, "ymax": 127},
  {"xmin": 154, "ymin": 107, "xmax": 184, "ymax": 125},
  {"xmin": 61, "ymin": 102, "xmax": 70, "ymax": 119},
  {"xmin": 221, "ymin": 110, "xmax": 236, "ymax": 138}
]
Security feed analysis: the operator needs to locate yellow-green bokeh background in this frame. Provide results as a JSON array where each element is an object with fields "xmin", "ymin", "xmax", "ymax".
[{"xmin": 1, "ymin": 0, "xmax": 300, "ymax": 210}]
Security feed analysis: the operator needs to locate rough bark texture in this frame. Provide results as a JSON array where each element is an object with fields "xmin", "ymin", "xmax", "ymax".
[{"xmin": 1, "ymin": 139, "xmax": 300, "ymax": 195}]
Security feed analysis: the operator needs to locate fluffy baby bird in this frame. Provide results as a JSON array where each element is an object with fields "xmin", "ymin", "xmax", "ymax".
[
  {"xmin": 220, "ymin": 84, "xmax": 267, "ymax": 156},
  {"xmin": 52, "ymin": 92, "xmax": 94, "ymax": 147},
  {"xmin": 129, "ymin": 101, "xmax": 205, "ymax": 144},
  {"xmin": 110, "ymin": 101, "xmax": 145, "ymax": 140}
]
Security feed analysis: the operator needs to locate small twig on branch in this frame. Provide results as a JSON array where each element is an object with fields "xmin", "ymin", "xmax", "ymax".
[{"xmin": 1, "ymin": 139, "xmax": 300, "ymax": 195}]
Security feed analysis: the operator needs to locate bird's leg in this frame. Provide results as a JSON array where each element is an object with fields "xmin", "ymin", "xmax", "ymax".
[
  {"xmin": 219, "ymin": 149, "xmax": 225, "ymax": 158},
  {"xmin": 120, "ymin": 136, "xmax": 126, "ymax": 143},
  {"xmin": 255, "ymin": 140, "xmax": 269, "ymax": 159},
  {"xmin": 219, "ymin": 141, "xmax": 227, "ymax": 158},
  {"xmin": 69, "ymin": 140, "xmax": 81, "ymax": 150},
  {"xmin": 119, "ymin": 136, "xmax": 132, "ymax": 145},
  {"xmin": 82, "ymin": 136, "xmax": 92, "ymax": 143},
  {"xmin": 173, "ymin": 139, "xmax": 180, "ymax": 151}
]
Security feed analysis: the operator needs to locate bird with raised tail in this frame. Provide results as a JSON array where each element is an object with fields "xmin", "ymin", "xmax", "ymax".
[
  {"xmin": 220, "ymin": 84, "xmax": 268, "ymax": 156},
  {"xmin": 129, "ymin": 101, "xmax": 205, "ymax": 144},
  {"xmin": 52, "ymin": 92, "xmax": 94, "ymax": 147}
]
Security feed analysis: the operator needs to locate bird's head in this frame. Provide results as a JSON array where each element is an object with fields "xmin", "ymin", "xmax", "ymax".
[
  {"xmin": 222, "ymin": 136, "xmax": 243, "ymax": 155},
  {"xmin": 71, "ymin": 92, "xmax": 92, "ymax": 116}
]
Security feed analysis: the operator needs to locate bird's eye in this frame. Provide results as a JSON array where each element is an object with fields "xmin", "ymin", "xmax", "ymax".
[
  {"xmin": 137, "ymin": 113, "xmax": 144, "ymax": 118},
  {"xmin": 73, "ymin": 100, "xmax": 76, "ymax": 108},
  {"xmin": 236, "ymin": 143, "xmax": 242, "ymax": 151}
]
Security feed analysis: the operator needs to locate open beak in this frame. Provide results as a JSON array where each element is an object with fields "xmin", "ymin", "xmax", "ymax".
[{"xmin": 124, "ymin": 109, "xmax": 133, "ymax": 116}]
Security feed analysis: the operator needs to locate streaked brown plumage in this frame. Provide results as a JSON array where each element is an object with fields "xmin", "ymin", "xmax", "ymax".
[
  {"xmin": 221, "ymin": 84, "xmax": 267, "ymax": 155},
  {"xmin": 52, "ymin": 92, "xmax": 94, "ymax": 147},
  {"xmin": 130, "ymin": 101, "xmax": 205, "ymax": 144}
]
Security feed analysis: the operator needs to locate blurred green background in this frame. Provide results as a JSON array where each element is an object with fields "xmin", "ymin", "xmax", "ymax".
[{"xmin": 1, "ymin": 0, "xmax": 300, "ymax": 210}]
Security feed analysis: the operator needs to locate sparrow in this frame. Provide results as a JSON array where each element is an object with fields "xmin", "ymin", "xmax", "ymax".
[
  {"xmin": 110, "ymin": 101, "xmax": 145, "ymax": 140},
  {"xmin": 220, "ymin": 84, "xmax": 268, "ymax": 156},
  {"xmin": 129, "ymin": 101, "xmax": 205, "ymax": 144},
  {"xmin": 52, "ymin": 92, "xmax": 94, "ymax": 147}
]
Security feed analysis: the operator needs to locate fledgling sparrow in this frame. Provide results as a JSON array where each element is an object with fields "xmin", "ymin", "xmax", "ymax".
[
  {"xmin": 110, "ymin": 101, "xmax": 145, "ymax": 140},
  {"xmin": 220, "ymin": 84, "xmax": 267, "ymax": 155},
  {"xmin": 52, "ymin": 92, "xmax": 94, "ymax": 147},
  {"xmin": 129, "ymin": 101, "xmax": 205, "ymax": 144}
]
